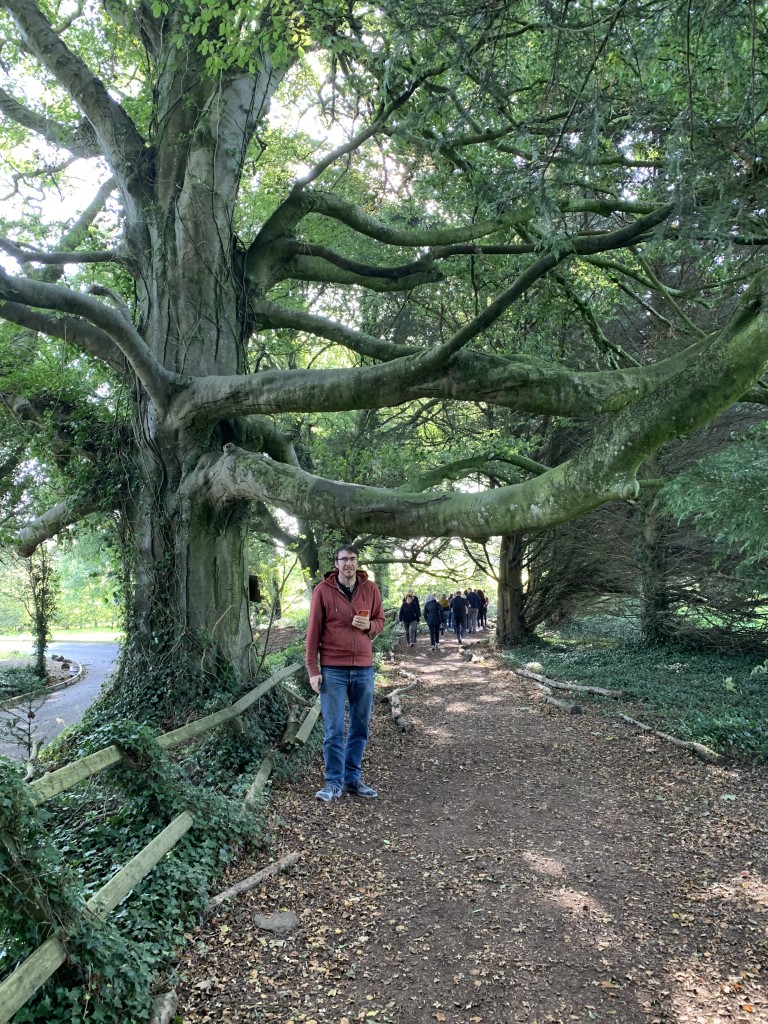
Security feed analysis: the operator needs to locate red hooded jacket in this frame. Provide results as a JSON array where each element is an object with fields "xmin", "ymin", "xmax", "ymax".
[{"xmin": 305, "ymin": 568, "xmax": 385, "ymax": 676}]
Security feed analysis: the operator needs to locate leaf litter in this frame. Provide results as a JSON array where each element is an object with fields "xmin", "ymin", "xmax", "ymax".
[{"xmin": 175, "ymin": 633, "xmax": 767, "ymax": 1023}]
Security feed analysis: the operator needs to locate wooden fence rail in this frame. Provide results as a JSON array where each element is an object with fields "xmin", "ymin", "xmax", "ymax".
[
  {"xmin": 0, "ymin": 812, "xmax": 196, "ymax": 1023},
  {"xmin": 0, "ymin": 661, "xmax": 315, "ymax": 1024},
  {"xmin": 28, "ymin": 663, "xmax": 303, "ymax": 806}
]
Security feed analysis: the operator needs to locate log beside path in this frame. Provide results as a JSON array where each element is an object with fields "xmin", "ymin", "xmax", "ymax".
[
  {"xmin": 380, "ymin": 672, "xmax": 418, "ymax": 733},
  {"xmin": 515, "ymin": 665, "xmax": 625, "ymax": 698},
  {"xmin": 617, "ymin": 713, "xmax": 721, "ymax": 763},
  {"xmin": 209, "ymin": 851, "xmax": 301, "ymax": 909}
]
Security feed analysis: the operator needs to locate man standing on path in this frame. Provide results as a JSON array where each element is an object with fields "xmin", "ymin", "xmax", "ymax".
[{"xmin": 306, "ymin": 546, "xmax": 386, "ymax": 802}]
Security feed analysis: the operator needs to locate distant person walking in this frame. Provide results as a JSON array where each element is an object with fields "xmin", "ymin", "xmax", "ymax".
[
  {"xmin": 466, "ymin": 588, "xmax": 480, "ymax": 633},
  {"xmin": 439, "ymin": 593, "xmax": 450, "ymax": 635},
  {"xmin": 451, "ymin": 590, "xmax": 468, "ymax": 643},
  {"xmin": 399, "ymin": 593, "xmax": 420, "ymax": 647},
  {"xmin": 306, "ymin": 546, "xmax": 385, "ymax": 802},
  {"xmin": 424, "ymin": 593, "xmax": 443, "ymax": 651},
  {"xmin": 476, "ymin": 588, "xmax": 487, "ymax": 629}
]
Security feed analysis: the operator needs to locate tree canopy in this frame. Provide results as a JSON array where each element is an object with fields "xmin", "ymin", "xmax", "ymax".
[{"xmin": 1, "ymin": 0, "xmax": 767, "ymax": 691}]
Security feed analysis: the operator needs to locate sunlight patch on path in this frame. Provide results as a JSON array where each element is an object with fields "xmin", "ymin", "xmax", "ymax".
[{"xmin": 522, "ymin": 851, "xmax": 566, "ymax": 877}]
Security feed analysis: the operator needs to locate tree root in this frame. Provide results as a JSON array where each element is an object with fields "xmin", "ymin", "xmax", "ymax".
[{"xmin": 380, "ymin": 679, "xmax": 418, "ymax": 733}]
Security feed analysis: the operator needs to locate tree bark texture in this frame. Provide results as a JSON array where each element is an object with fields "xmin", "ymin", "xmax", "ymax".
[
  {"xmin": 496, "ymin": 533, "xmax": 528, "ymax": 645},
  {"xmin": 639, "ymin": 470, "xmax": 672, "ymax": 645}
]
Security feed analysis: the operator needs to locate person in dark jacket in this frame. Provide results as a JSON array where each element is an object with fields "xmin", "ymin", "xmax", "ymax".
[
  {"xmin": 451, "ymin": 589, "xmax": 468, "ymax": 643},
  {"xmin": 476, "ymin": 588, "xmax": 487, "ymax": 629},
  {"xmin": 399, "ymin": 593, "xmax": 420, "ymax": 647},
  {"xmin": 424, "ymin": 593, "xmax": 443, "ymax": 650},
  {"xmin": 446, "ymin": 590, "xmax": 456, "ymax": 632},
  {"xmin": 438, "ymin": 593, "xmax": 450, "ymax": 634},
  {"xmin": 466, "ymin": 588, "xmax": 480, "ymax": 633},
  {"xmin": 306, "ymin": 546, "xmax": 385, "ymax": 802}
]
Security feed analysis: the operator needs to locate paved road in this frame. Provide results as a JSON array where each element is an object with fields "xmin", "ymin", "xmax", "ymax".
[{"xmin": 0, "ymin": 641, "xmax": 119, "ymax": 762}]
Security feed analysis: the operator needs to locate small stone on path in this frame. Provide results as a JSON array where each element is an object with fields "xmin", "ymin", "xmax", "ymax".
[{"xmin": 252, "ymin": 910, "xmax": 300, "ymax": 936}]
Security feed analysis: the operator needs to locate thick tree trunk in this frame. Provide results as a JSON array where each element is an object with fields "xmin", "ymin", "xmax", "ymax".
[
  {"xmin": 101, "ymin": 38, "xmax": 289, "ymax": 720},
  {"xmin": 495, "ymin": 532, "xmax": 529, "ymax": 646},
  {"xmin": 112, "ymin": 197, "xmax": 258, "ymax": 717},
  {"xmin": 639, "ymin": 472, "xmax": 672, "ymax": 644},
  {"xmin": 116, "ymin": 427, "xmax": 255, "ymax": 719}
]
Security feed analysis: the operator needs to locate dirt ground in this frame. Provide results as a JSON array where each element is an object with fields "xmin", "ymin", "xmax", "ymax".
[{"xmin": 174, "ymin": 627, "xmax": 768, "ymax": 1024}]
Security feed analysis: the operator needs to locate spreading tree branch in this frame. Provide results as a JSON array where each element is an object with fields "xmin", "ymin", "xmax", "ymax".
[
  {"xmin": 399, "ymin": 453, "xmax": 547, "ymax": 492},
  {"xmin": 0, "ymin": 85, "xmax": 98, "ymax": 157},
  {"xmin": 3, "ymin": 0, "xmax": 147, "ymax": 195},
  {"xmin": 296, "ymin": 189, "xmax": 529, "ymax": 247},
  {"xmin": 16, "ymin": 495, "xmax": 103, "ymax": 557},
  {"xmin": 0, "ymin": 301, "xmax": 127, "ymax": 372},
  {"xmin": 274, "ymin": 239, "xmax": 441, "ymax": 281},
  {"xmin": 278, "ymin": 255, "xmax": 442, "ymax": 292},
  {"xmin": 0, "ymin": 274, "xmax": 176, "ymax": 406},
  {"xmin": 184, "ymin": 273, "xmax": 768, "ymax": 538},
  {"xmin": 183, "ymin": 442, "xmax": 637, "ymax": 541},
  {"xmin": 169, "ymin": 330, "xmax": 722, "ymax": 429},
  {"xmin": 246, "ymin": 191, "xmax": 530, "ymax": 278},
  {"xmin": 0, "ymin": 239, "xmax": 120, "ymax": 267},
  {"xmin": 251, "ymin": 299, "xmax": 410, "ymax": 362},
  {"xmin": 414, "ymin": 204, "xmax": 674, "ymax": 373}
]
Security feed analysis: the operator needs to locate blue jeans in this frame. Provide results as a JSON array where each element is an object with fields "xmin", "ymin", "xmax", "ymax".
[{"xmin": 319, "ymin": 666, "xmax": 375, "ymax": 787}]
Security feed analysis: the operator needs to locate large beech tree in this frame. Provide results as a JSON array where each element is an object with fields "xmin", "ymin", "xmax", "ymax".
[{"xmin": 1, "ymin": 0, "xmax": 767, "ymax": 700}]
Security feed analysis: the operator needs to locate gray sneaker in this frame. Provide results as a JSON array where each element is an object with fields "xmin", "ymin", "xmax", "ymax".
[
  {"xmin": 315, "ymin": 783, "xmax": 342, "ymax": 802},
  {"xmin": 343, "ymin": 779, "xmax": 378, "ymax": 799}
]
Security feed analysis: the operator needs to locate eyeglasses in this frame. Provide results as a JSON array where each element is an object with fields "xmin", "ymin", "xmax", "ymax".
[{"xmin": 337, "ymin": 557, "xmax": 358, "ymax": 563}]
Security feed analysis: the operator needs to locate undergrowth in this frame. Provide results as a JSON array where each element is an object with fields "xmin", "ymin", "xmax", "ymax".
[
  {"xmin": 501, "ymin": 614, "xmax": 768, "ymax": 764},
  {"xmin": 0, "ymin": 664, "xmax": 43, "ymax": 701},
  {"xmin": 0, "ymin": 617, "xmax": 394, "ymax": 1022},
  {"xmin": 1, "ymin": 635, "xmax": 320, "ymax": 1024}
]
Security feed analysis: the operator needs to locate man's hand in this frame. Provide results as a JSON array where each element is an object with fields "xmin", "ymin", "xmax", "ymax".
[
  {"xmin": 352, "ymin": 614, "xmax": 371, "ymax": 630},
  {"xmin": 310, "ymin": 674, "xmax": 322, "ymax": 694}
]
